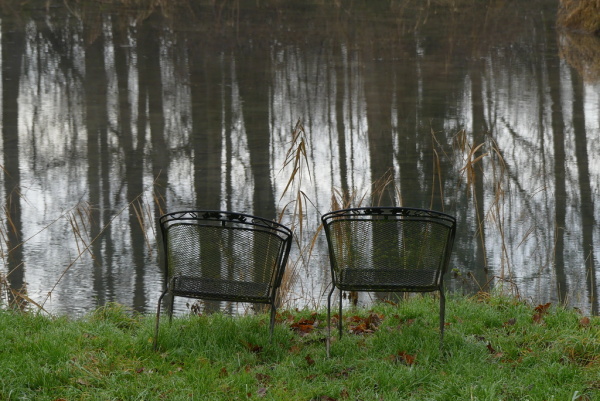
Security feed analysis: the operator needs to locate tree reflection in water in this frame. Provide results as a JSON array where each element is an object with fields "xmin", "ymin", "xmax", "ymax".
[{"xmin": 0, "ymin": 0, "xmax": 597, "ymax": 316}]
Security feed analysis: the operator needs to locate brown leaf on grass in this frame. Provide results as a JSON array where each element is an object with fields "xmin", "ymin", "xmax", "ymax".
[
  {"xmin": 290, "ymin": 318, "xmax": 316, "ymax": 334},
  {"xmin": 256, "ymin": 373, "xmax": 271, "ymax": 384},
  {"xmin": 387, "ymin": 351, "xmax": 416, "ymax": 366},
  {"xmin": 534, "ymin": 302, "xmax": 551, "ymax": 314},
  {"xmin": 503, "ymin": 318, "xmax": 517, "ymax": 327},
  {"xmin": 349, "ymin": 313, "xmax": 383, "ymax": 334},
  {"xmin": 240, "ymin": 340, "xmax": 263, "ymax": 353},
  {"xmin": 257, "ymin": 387, "xmax": 267, "ymax": 397},
  {"xmin": 350, "ymin": 322, "xmax": 373, "ymax": 335},
  {"xmin": 486, "ymin": 343, "xmax": 503, "ymax": 358},
  {"xmin": 580, "ymin": 317, "xmax": 591, "ymax": 327},
  {"xmin": 305, "ymin": 354, "xmax": 316, "ymax": 366},
  {"xmin": 330, "ymin": 367, "xmax": 355, "ymax": 379},
  {"xmin": 76, "ymin": 378, "xmax": 91, "ymax": 386},
  {"xmin": 532, "ymin": 303, "xmax": 551, "ymax": 324},
  {"xmin": 532, "ymin": 313, "xmax": 544, "ymax": 324},
  {"xmin": 340, "ymin": 388, "xmax": 350, "ymax": 399},
  {"xmin": 219, "ymin": 367, "xmax": 228, "ymax": 378}
]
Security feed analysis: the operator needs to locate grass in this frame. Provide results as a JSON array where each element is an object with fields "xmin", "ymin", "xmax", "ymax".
[{"xmin": 0, "ymin": 294, "xmax": 598, "ymax": 400}]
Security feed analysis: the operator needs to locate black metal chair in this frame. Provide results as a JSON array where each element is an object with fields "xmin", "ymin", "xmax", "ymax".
[
  {"xmin": 153, "ymin": 210, "xmax": 293, "ymax": 350},
  {"xmin": 321, "ymin": 207, "xmax": 456, "ymax": 355}
]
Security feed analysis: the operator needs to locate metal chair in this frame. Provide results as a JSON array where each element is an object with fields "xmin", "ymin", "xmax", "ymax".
[
  {"xmin": 321, "ymin": 207, "xmax": 456, "ymax": 355},
  {"xmin": 153, "ymin": 210, "xmax": 293, "ymax": 350}
]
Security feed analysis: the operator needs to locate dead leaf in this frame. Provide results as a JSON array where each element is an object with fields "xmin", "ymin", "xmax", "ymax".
[
  {"xmin": 580, "ymin": 317, "xmax": 591, "ymax": 327},
  {"xmin": 256, "ymin": 373, "xmax": 271, "ymax": 384},
  {"xmin": 219, "ymin": 367, "xmax": 228, "ymax": 378},
  {"xmin": 305, "ymin": 354, "xmax": 315, "ymax": 366},
  {"xmin": 349, "ymin": 313, "xmax": 383, "ymax": 334},
  {"xmin": 290, "ymin": 318, "xmax": 315, "ymax": 335},
  {"xmin": 257, "ymin": 387, "xmax": 267, "ymax": 397},
  {"xmin": 534, "ymin": 302, "xmax": 551, "ymax": 314},
  {"xmin": 76, "ymin": 378, "xmax": 91, "ymax": 386},
  {"xmin": 532, "ymin": 313, "xmax": 544, "ymax": 324},
  {"xmin": 503, "ymin": 318, "xmax": 517, "ymax": 327},
  {"xmin": 240, "ymin": 340, "xmax": 263, "ymax": 353},
  {"xmin": 340, "ymin": 388, "xmax": 350, "ymax": 399},
  {"xmin": 387, "ymin": 351, "xmax": 416, "ymax": 366},
  {"xmin": 486, "ymin": 343, "xmax": 497, "ymax": 354}
]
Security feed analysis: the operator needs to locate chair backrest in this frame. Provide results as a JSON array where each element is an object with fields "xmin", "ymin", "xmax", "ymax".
[
  {"xmin": 321, "ymin": 207, "xmax": 456, "ymax": 292},
  {"xmin": 159, "ymin": 210, "xmax": 293, "ymax": 303}
]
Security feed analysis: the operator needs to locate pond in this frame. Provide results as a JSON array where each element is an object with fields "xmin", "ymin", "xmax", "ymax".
[{"xmin": 1, "ymin": 0, "xmax": 598, "ymax": 316}]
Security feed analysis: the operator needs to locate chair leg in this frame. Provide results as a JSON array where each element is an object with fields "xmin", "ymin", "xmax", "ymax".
[
  {"xmin": 338, "ymin": 288, "xmax": 343, "ymax": 339},
  {"xmin": 439, "ymin": 288, "xmax": 446, "ymax": 349},
  {"xmin": 269, "ymin": 304, "xmax": 276, "ymax": 342},
  {"xmin": 167, "ymin": 291, "xmax": 175, "ymax": 323},
  {"xmin": 326, "ymin": 285, "xmax": 336, "ymax": 358},
  {"xmin": 153, "ymin": 289, "xmax": 168, "ymax": 351}
]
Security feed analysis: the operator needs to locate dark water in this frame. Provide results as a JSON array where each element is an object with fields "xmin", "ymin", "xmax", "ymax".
[{"xmin": 1, "ymin": 0, "xmax": 598, "ymax": 315}]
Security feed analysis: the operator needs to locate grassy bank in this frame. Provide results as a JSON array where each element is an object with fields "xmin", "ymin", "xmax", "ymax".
[{"xmin": 0, "ymin": 294, "xmax": 598, "ymax": 400}]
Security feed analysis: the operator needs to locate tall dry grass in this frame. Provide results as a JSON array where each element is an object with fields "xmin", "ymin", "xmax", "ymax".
[{"xmin": 557, "ymin": 0, "xmax": 600, "ymax": 35}]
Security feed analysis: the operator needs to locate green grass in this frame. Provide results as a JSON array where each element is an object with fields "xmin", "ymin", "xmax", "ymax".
[{"xmin": 0, "ymin": 295, "xmax": 598, "ymax": 400}]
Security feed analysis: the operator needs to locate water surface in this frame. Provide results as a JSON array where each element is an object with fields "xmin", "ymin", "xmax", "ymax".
[{"xmin": 1, "ymin": 0, "xmax": 598, "ymax": 315}]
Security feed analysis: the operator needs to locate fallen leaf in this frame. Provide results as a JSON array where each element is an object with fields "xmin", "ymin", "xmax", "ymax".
[
  {"xmin": 486, "ymin": 343, "xmax": 497, "ymax": 354},
  {"xmin": 76, "ymin": 378, "xmax": 91, "ymax": 386},
  {"xmin": 219, "ymin": 367, "xmax": 228, "ymax": 378},
  {"xmin": 290, "ymin": 318, "xmax": 316, "ymax": 334},
  {"xmin": 580, "ymin": 317, "xmax": 590, "ymax": 327},
  {"xmin": 256, "ymin": 373, "xmax": 271, "ymax": 384},
  {"xmin": 503, "ymin": 318, "xmax": 517, "ymax": 327},
  {"xmin": 257, "ymin": 387, "xmax": 267, "ymax": 397},
  {"xmin": 305, "ymin": 354, "xmax": 315, "ymax": 366},
  {"xmin": 387, "ymin": 351, "xmax": 416, "ymax": 366},
  {"xmin": 349, "ymin": 313, "xmax": 383, "ymax": 334},
  {"xmin": 240, "ymin": 340, "xmax": 263, "ymax": 353},
  {"xmin": 340, "ymin": 388, "xmax": 350, "ymax": 398},
  {"xmin": 534, "ymin": 302, "xmax": 551, "ymax": 314}
]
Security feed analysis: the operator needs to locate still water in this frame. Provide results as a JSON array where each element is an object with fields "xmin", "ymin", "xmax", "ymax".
[{"xmin": 1, "ymin": 0, "xmax": 598, "ymax": 315}]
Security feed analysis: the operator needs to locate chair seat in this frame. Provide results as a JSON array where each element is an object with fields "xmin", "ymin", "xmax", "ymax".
[
  {"xmin": 172, "ymin": 276, "xmax": 270, "ymax": 303},
  {"xmin": 338, "ymin": 268, "xmax": 439, "ymax": 291}
]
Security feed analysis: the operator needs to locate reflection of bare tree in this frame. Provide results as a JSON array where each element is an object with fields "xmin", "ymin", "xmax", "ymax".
[
  {"xmin": 469, "ymin": 65, "xmax": 491, "ymax": 291},
  {"xmin": 189, "ymin": 35, "xmax": 223, "ymax": 211},
  {"xmin": 84, "ymin": 14, "xmax": 116, "ymax": 306},
  {"xmin": 548, "ymin": 40, "xmax": 569, "ymax": 304},
  {"xmin": 112, "ymin": 15, "xmax": 147, "ymax": 312},
  {"xmin": 570, "ymin": 70, "xmax": 598, "ymax": 315},
  {"xmin": 236, "ymin": 41, "xmax": 276, "ymax": 220},
  {"xmin": 1, "ymin": 17, "xmax": 26, "ymax": 308}
]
